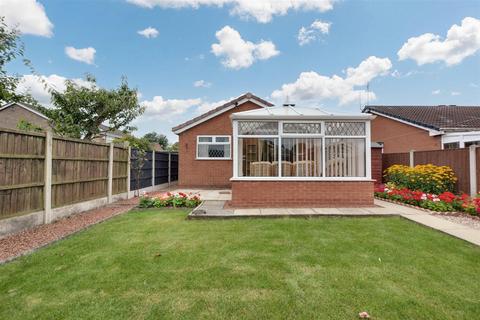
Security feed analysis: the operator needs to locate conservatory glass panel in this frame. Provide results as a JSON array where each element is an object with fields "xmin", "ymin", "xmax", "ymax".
[
  {"xmin": 282, "ymin": 123, "xmax": 322, "ymax": 134},
  {"xmin": 325, "ymin": 122, "xmax": 365, "ymax": 136},
  {"xmin": 238, "ymin": 138, "xmax": 278, "ymax": 176},
  {"xmin": 238, "ymin": 121, "xmax": 278, "ymax": 135},
  {"xmin": 281, "ymin": 138, "xmax": 322, "ymax": 177},
  {"xmin": 325, "ymin": 138, "xmax": 365, "ymax": 177}
]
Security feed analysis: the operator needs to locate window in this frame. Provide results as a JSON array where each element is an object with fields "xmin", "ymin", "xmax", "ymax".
[
  {"xmin": 234, "ymin": 120, "xmax": 369, "ymax": 179},
  {"xmin": 325, "ymin": 138, "xmax": 365, "ymax": 177},
  {"xmin": 197, "ymin": 136, "xmax": 231, "ymax": 159},
  {"xmin": 281, "ymin": 138, "xmax": 322, "ymax": 176},
  {"xmin": 443, "ymin": 142, "xmax": 460, "ymax": 149},
  {"xmin": 238, "ymin": 138, "xmax": 278, "ymax": 176},
  {"xmin": 465, "ymin": 141, "xmax": 480, "ymax": 148}
]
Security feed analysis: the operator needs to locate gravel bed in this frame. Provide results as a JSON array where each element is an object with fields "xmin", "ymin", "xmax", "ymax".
[
  {"xmin": 0, "ymin": 198, "xmax": 138, "ymax": 264},
  {"xmin": 433, "ymin": 214, "xmax": 480, "ymax": 231}
]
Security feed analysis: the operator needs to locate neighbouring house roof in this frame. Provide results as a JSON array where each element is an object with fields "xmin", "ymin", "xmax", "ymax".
[
  {"xmin": 0, "ymin": 101, "xmax": 50, "ymax": 120},
  {"xmin": 172, "ymin": 92, "xmax": 274, "ymax": 134},
  {"xmin": 231, "ymin": 105, "xmax": 375, "ymax": 120},
  {"xmin": 363, "ymin": 105, "xmax": 480, "ymax": 133},
  {"xmin": 98, "ymin": 124, "xmax": 125, "ymax": 138}
]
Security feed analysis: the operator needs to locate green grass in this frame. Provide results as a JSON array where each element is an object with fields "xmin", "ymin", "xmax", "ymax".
[{"xmin": 1, "ymin": 209, "xmax": 479, "ymax": 320}]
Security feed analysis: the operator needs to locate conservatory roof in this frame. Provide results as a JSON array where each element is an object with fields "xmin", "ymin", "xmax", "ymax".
[{"xmin": 231, "ymin": 105, "xmax": 375, "ymax": 120}]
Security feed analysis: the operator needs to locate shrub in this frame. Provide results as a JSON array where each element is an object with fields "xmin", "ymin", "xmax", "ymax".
[
  {"xmin": 139, "ymin": 192, "xmax": 201, "ymax": 209},
  {"xmin": 384, "ymin": 164, "xmax": 457, "ymax": 194}
]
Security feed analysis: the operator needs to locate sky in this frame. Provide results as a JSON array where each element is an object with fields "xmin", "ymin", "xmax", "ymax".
[{"xmin": 2, "ymin": 0, "xmax": 480, "ymax": 142}]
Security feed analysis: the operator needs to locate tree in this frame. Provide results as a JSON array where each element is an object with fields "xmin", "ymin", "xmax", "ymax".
[
  {"xmin": 0, "ymin": 16, "xmax": 38, "ymax": 105},
  {"xmin": 17, "ymin": 119, "xmax": 44, "ymax": 133},
  {"xmin": 167, "ymin": 142, "xmax": 179, "ymax": 151},
  {"xmin": 143, "ymin": 132, "xmax": 169, "ymax": 150},
  {"xmin": 48, "ymin": 75, "xmax": 144, "ymax": 139}
]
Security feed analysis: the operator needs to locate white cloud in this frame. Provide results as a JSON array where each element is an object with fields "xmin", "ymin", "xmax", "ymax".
[
  {"xmin": 398, "ymin": 17, "xmax": 480, "ymax": 66},
  {"xmin": 451, "ymin": 91, "xmax": 461, "ymax": 96},
  {"xmin": 137, "ymin": 27, "xmax": 159, "ymax": 38},
  {"xmin": 16, "ymin": 74, "xmax": 92, "ymax": 106},
  {"xmin": 298, "ymin": 19, "xmax": 331, "ymax": 46},
  {"xmin": 141, "ymin": 96, "xmax": 202, "ymax": 118},
  {"xmin": 65, "ymin": 46, "xmax": 96, "ymax": 65},
  {"xmin": 193, "ymin": 80, "xmax": 212, "ymax": 88},
  {"xmin": 211, "ymin": 25, "xmax": 279, "ymax": 69},
  {"xmin": 432, "ymin": 89, "xmax": 441, "ymax": 95},
  {"xmin": 0, "ymin": 0, "xmax": 53, "ymax": 37},
  {"xmin": 127, "ymin": 0, "xmax": 336, "ymax": 23},
  {"xmin": 470, "ymin": 83, "xmax": 479, "ymax": 88},
  {"xmin": 271, "ymin": 56, "xmax": 392, "ymax": 105},
  {"xmin": 197, "ymin": 98, "xmax": 233, "ymax": 114}
]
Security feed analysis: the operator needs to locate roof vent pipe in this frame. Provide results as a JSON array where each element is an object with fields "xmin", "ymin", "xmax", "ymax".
[{"xmin": 283, "ymin": 95, "xmax": 295, "ymax": 107}]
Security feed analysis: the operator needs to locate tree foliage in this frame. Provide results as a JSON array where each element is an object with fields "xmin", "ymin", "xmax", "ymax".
[
  {"xmin": 143, "ymin": 132, "xmax": 169, "ymax": 149},
  {"xmin": 0, "ymin": 16, "xmax": 38, "ymax": 105},
  {"xmin": 47, "ymin": 75, "xmax": 144, "ymax": 139}
]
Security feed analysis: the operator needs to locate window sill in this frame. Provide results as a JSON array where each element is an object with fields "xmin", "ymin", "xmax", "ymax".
[
  {"xmin": 230, "ymin": 177, "xmax": 374, "ymax": 182},
  {"xmin": 196, "ymin": 158, "xmax": 232, "ymax": 161}
]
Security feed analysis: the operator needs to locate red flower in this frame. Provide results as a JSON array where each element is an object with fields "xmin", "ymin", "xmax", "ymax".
[{"xmin": 438, "ymin": 191, "xmax": 456, "ymax": 203}]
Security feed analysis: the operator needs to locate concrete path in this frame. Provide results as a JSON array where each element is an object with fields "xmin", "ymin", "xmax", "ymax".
[
  {"xmin": 376, "ymin": 199, "xmax": 480, "ymax": 246},
  {"xmin": 190, "ymin": 199, "xmax": 480, "ymax": 246}
]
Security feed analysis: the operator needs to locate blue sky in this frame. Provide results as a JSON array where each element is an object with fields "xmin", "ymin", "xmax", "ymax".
[{"xmin": 3, "ymin": 0, "xmax": 480, "ymax": 142}]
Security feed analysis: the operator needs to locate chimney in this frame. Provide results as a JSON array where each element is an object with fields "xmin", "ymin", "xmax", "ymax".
[{"xmin": 283, "ymin": 95, "xmax": 295, "ymax": 107}]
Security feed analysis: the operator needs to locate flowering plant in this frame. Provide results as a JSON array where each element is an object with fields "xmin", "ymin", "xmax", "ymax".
[
  {"xmin": 384, "ymin": 164, "xmax": 457, "ymax": 194},
  {"xmin": 375, "ymin": 184, "xmax": 479, "ymax": 215},
  {"xmin": 139, "ymin": 191, "xmax": 201, "ymax": 208}
]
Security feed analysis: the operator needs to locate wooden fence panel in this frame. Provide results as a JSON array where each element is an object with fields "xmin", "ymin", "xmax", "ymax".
[
  {"xmin": 51, "ymin": 138, "xmax": 110, "ymax": 208},
  {"xmin": 382, "ymin": 152, "xmax": 409, "ymax": 173},
  {"xmin": 0, "ymin": 129, "xmax": 45, "ymax": 219},
  {"xmin": 113, "ymin": 146, "xmax": 128, "ymax": 195},
  {"xmin": 414, "ymin": 148, "xmax": 470, "ymax": 193},
  {"xmin": 154, "ymin": 152, "xmax": 169, "ymax": 185},
  {"xmin": 130, "ymin": 150, "xmax": 153, "ymax": 191}
]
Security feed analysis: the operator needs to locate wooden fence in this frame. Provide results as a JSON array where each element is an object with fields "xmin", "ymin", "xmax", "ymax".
[
  {"xmin": 0, "ymin": 128, "xmax": 129, "ymax": 220},
  {"xmin": 382, "ymin": 146, "xmax": 478, "ymax": 195},
  {"xmin": 130, "ymin": 150, "xmax": 179, "ymax": 192}
]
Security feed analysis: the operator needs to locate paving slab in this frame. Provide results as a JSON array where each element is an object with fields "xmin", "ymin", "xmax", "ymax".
[
  {"xmin": 234, "ymin": 209, "xmax": 261, "ymax": 215},
  {"xmin": 287, "ymin": 208, "xmax": 316, "ymax": 215},
  {"xmin": 261, "ymin": 208, "xmax": 290, "ymax": 215}
]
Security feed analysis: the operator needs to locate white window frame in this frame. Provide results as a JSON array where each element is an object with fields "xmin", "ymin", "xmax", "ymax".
[
  {"xmin": 232, "ymin": 120, "xmax": 371, "ymax": 181},
  {"xmin": 196, "ymin": 135, "xmax": 232, "ymax": 160}
]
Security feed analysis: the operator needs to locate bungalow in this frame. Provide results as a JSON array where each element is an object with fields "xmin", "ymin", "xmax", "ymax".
[
  {"xmin": 0, "ymin": 101, "xmax": 126, "ymax": 143},
  {"xmin": 172, "ymin": 93, "xmax": 376, "ymax": 207},
  {"xmin": 363, "ymin": 105, "xmax": 480, "ymax": 153}
]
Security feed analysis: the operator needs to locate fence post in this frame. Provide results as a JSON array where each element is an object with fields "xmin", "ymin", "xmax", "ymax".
[
  {"xmin": 151, "ymin": 151, "xmax": 155, "ymax": 188},
  {"xmin": 44, "ymin": 131, "xmax": 53, "ymax": 224},
  {"xmin": 409, "ymin": 150, "xmax": 415, "ymax": 167},
  {"xmin": 469, "ymin": 145, "xmax": 477, "ymax": 196},
  {"xmin": 127, "ymin": 146, "xmax": 131, "ymax": 199},
  {"xmin": 168, "ymin": 152, "xmax": 172, "ymax": 186},
  {"xmin": 107, "ymin": 143, "xmax": 114, "ymax": 203}
]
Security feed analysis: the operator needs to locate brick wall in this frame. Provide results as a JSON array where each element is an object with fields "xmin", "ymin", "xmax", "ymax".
[
  {"xmin": 371, "ymin": 147, "xmax": 383, "ymax": 185},
  {"xmin": 177, "ymin": 101, "xmax": 262, "ymax": 188},
  {"xmin": 0, "ymin": 105, "xmax": 51, "ymax": 131},
  {"xmin": 370, "ymin": 114, "xmax": 441, "ymax": 153},
  {"xmin": 230, "ymin": 180, "xmax": 374, "ymax": 207}
]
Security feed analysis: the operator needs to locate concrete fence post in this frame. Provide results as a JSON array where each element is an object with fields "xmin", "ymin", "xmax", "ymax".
[
  {"xmin": 409, "ymin": 150, "xmax": 415, "ymax": 167},
  {"xmin": 151, "ymin": 151, "xmax": 155, "ymax": 188},
  {"xmin": 107, "ymin": 143, "xmax": 114, "ymax": 203},
  {"xmin": 43, "ymin": 131, "xmax": 53, "ymax": 224},
  {"xmin": 469, "ymin": 145, "xmax": 477, "ymax": 196},
  {"xmin": 127, "ymin": 146, "xmax": 131, "ymax": 199},
  {"xmin": 168, "ymin": 152, "xmax": 172, "ymax": 186}
]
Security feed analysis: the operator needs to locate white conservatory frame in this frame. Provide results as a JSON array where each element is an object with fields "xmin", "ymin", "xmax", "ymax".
[{"xmin": 231, "ymin": 110, "xmax": 374, "ymax": 181}]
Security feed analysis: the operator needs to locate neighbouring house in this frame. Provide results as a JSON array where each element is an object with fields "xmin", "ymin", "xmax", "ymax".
[
  {"xmin": 0, "ymin": 101, "xmax": 51, "ymax": 132},
  {"xmin": 363, "ymin": 105, "xmax": 480, "ymax": 153},
  {"xmin": 172, "ymin": 92, "xmax": 376, "ymax": 207},
  {"xmin": 0, "ymin": 101, "xmax": 125, "ymax": 143}
]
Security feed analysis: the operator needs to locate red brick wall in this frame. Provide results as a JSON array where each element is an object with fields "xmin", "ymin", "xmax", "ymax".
[
  {"xmin": 371, "ymin": 147, "xmax": 383, "ymax": 185},
  {"xmin": 177, "ymin": 101, "xmax": 262, "ymax": 188},
  {"xmin": 371, "ymin": 115, "xmax": 441, "ymax": 153},
  {"xmin": 230, "ymin": 181, "xmax": 374, "ymax": 207}
]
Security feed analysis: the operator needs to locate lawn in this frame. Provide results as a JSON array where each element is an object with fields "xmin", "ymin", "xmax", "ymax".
[{"xmin": 1, "ymin": 209, "xmax": 479, "ymax": 320}]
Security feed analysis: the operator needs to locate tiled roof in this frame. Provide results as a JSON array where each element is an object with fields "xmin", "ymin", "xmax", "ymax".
[
  {"xmin": 363, "ymin": 105, "xmax": 480, "ymax": 131},
  {"xmin": 171, "ymin": 92, "xmax": 273, "ymax": 133}
]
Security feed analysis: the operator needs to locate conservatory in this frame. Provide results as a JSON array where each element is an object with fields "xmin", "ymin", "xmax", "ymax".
[{"xmin": 229, "ymin": 105, "xmax": 376, "ymax": 207}]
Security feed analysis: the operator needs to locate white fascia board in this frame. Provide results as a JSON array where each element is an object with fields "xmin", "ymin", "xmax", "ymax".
[
  {"xmin": 231, "ymin": 114, "xmax": 376, "ymax": 121},
  {"xmin": 0, "ymin": 102, "xmax": 50, "ymax": 120},
  {"xmin": 368, "ymin": 110, "xmax": 443, "ymax": 136},
  {"xmin": 172, "ymin": 97, "xmax": 270, "ymax": 135}
]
